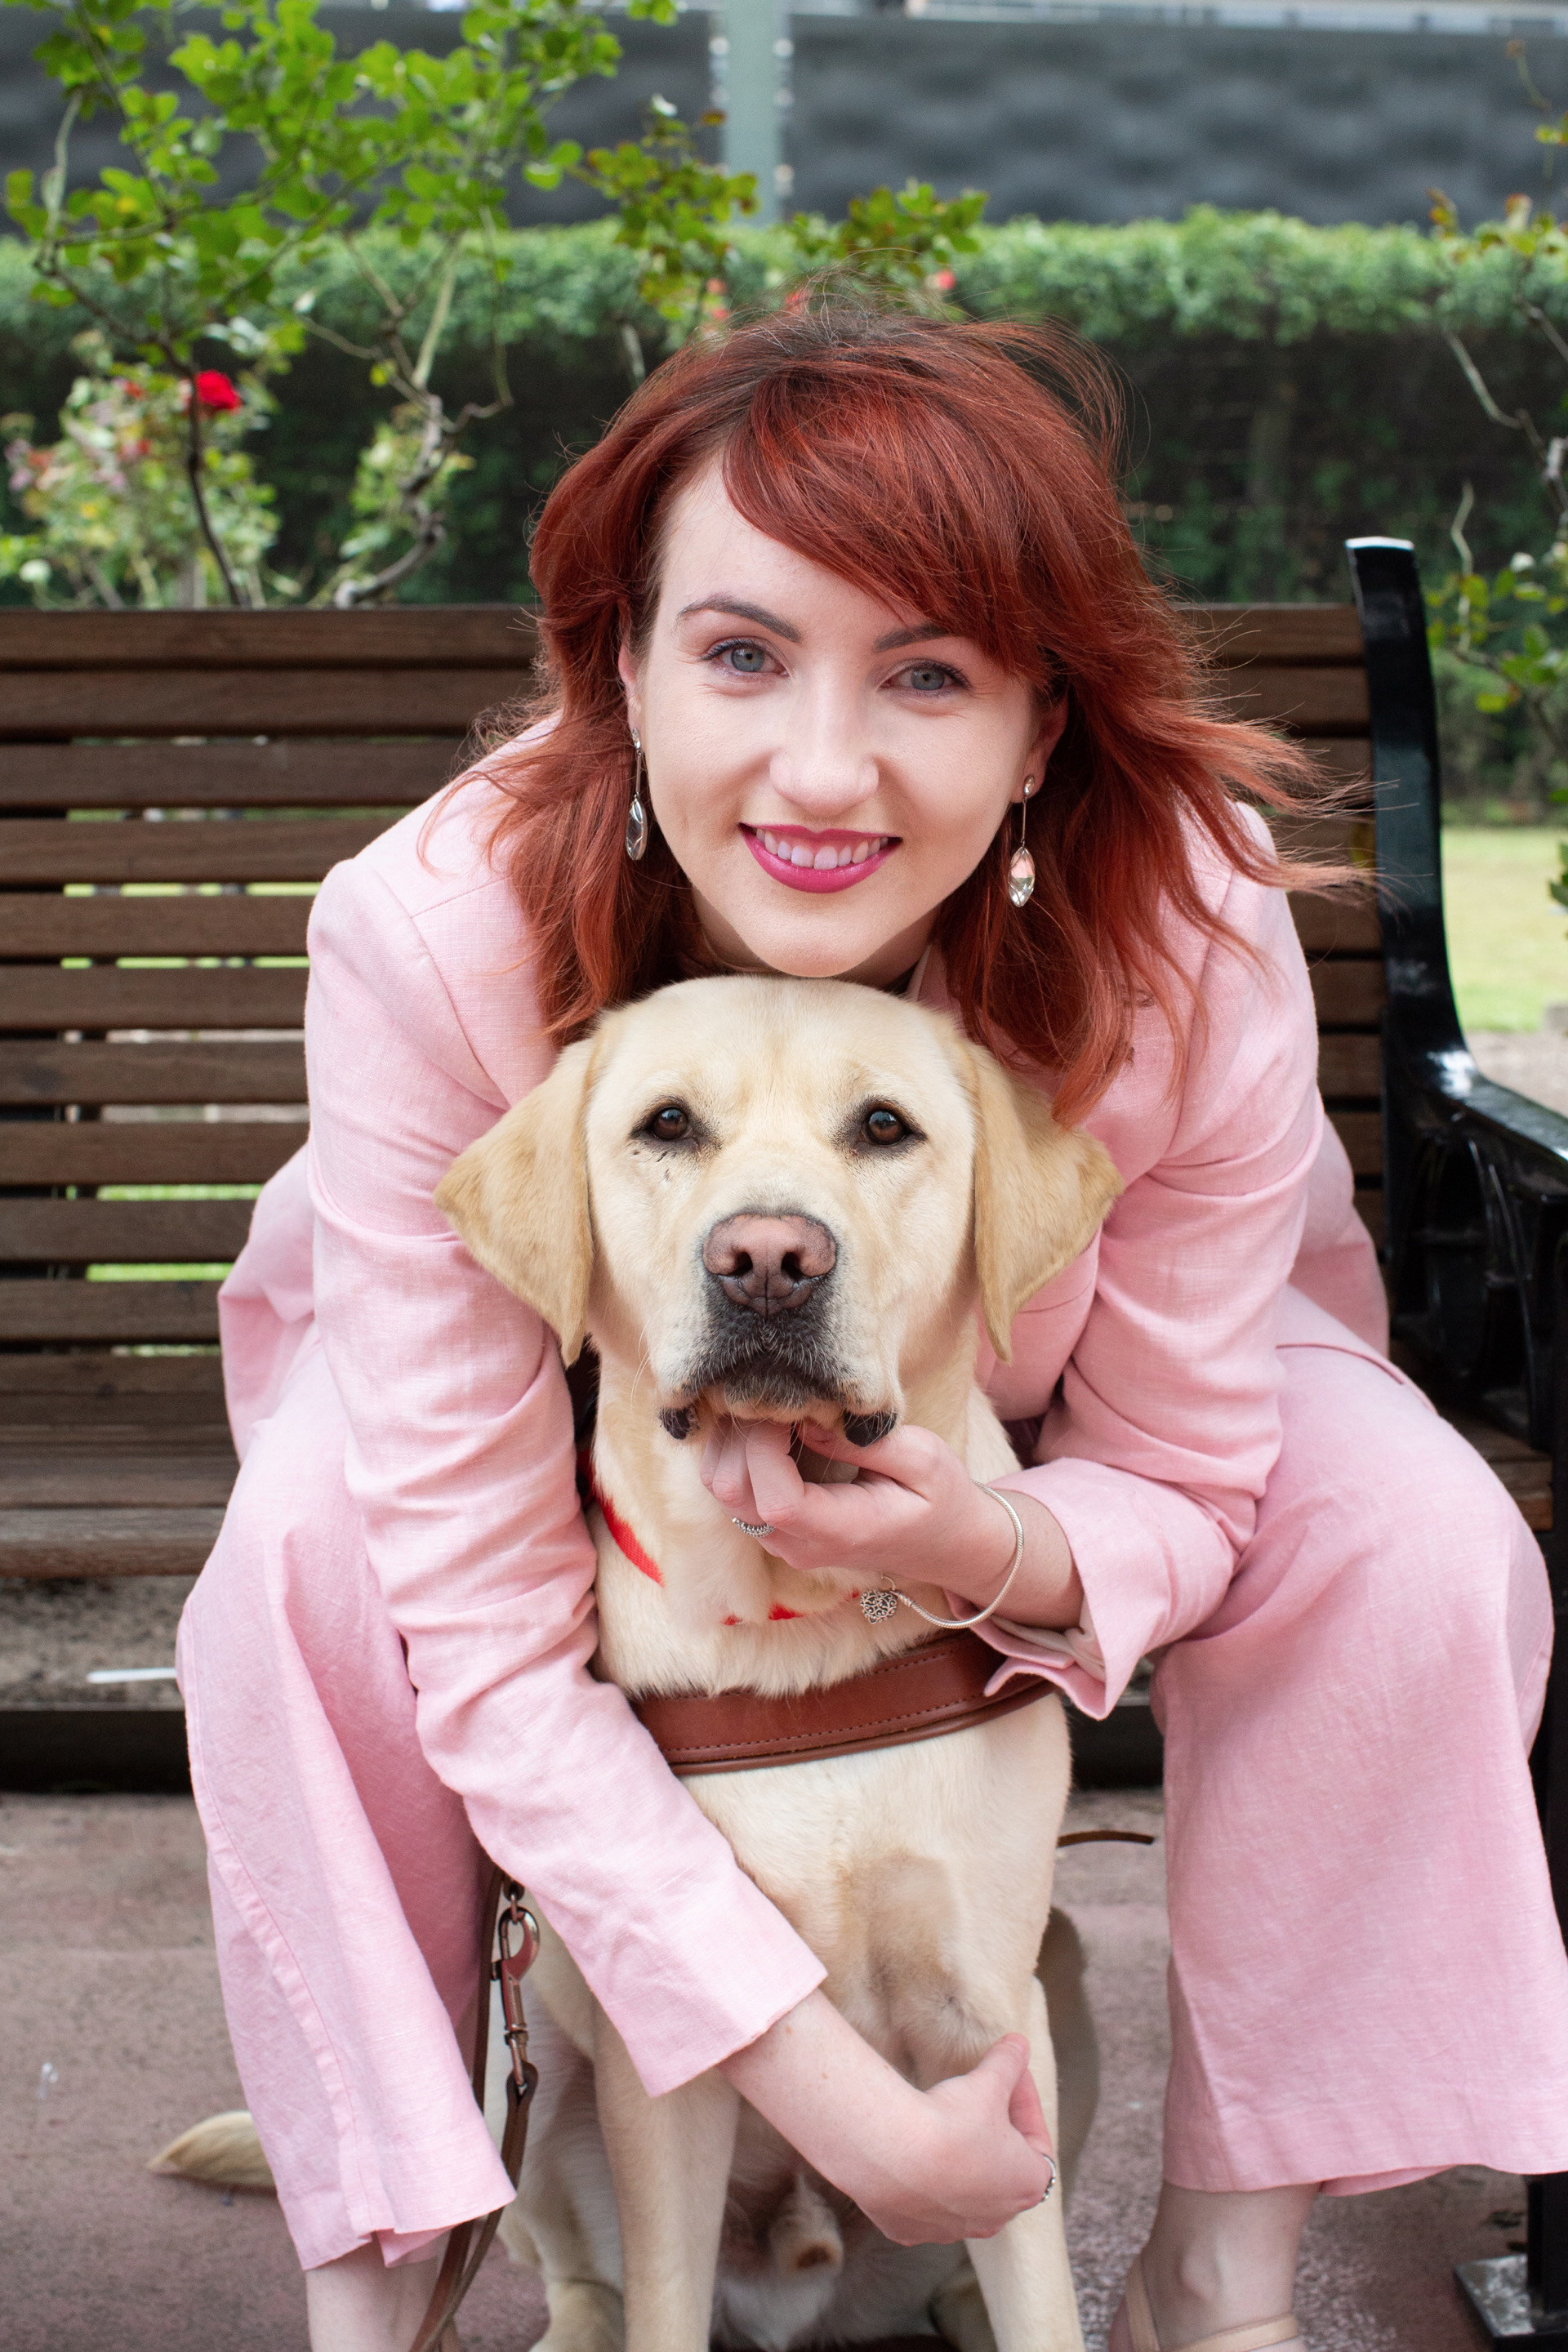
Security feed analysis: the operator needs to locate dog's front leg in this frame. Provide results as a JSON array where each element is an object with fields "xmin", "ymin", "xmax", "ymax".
[
  {"xmin": 961, "ymin": 1975, "xmax": 1084, "ymax": 2352},
  {"xmin": 592, "ymin": 2020, "xmax": 741, "ymax": 2352}
]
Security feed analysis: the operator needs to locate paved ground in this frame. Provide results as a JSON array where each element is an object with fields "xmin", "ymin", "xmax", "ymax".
[
  {"xmin": 0, "ymin": 1575, "xmax": 191, "ymax": 1711},
  {"xmin": 1468, "ymin": 1027, "xmax": 1568, "ymax": 1118},
  {"xmin": 1, "ymin": 1783, "xmax": 1524, "ymax": 2352}
]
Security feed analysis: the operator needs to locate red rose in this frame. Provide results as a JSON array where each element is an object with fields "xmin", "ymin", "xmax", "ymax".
[{"xmin": 193, "ymin": 371, "xmax": 243, "ymax": 412}]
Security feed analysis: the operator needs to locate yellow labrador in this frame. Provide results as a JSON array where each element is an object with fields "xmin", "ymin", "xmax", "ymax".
[{"xmin": 437, "ymin": 974, "xmax": 1120, "ymax": 2352}]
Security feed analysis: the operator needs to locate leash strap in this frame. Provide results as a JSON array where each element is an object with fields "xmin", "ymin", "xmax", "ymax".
[{"xmin": 409, "ymin": 1870, "xmax": 540, "ymax": 2352}]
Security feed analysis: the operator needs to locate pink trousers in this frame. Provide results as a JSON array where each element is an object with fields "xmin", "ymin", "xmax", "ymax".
[{"xmin": 180, "ymin": 1326, "xmax": 1568, "ymax": 2269}]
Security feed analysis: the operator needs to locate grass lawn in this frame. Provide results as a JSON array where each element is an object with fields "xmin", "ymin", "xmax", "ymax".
[{"xmin": 1441, "ymin": 827, "xmax": 1568, "ymax": 1031}]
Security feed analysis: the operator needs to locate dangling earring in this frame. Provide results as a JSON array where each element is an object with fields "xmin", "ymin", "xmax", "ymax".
[
  {"xmin": 626, "ymin": 728, "xmax": 648, "ymax": 862},
  {"xmin": 1007, "ymin": 777, "xmax": 1036, "ymax": 909}
]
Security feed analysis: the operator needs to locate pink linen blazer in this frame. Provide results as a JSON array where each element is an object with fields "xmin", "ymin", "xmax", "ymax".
[{"xmin": 217, "ymin": 769, "xmax": 1388, "ymax": 2096}]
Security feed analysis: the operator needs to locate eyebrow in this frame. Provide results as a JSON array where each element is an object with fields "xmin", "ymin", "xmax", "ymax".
[
  {"xmin": 676, "ymin": 597, "xmax": 801, "ymax": 642},
  {"xmin": 871, "ymin": 621, "xmax": 951, "ymax": 651},
  {"xmin": 675, "ymin": 598, "xmax": 954, "ymax": 654}
]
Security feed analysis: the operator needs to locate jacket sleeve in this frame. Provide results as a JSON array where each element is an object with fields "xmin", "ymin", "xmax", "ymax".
[
  {"xmin": 304, "ymin": 856, "xmax": 824, "ymax": 2098},
  {"xmin": 990, "ymin": 866, "xmax": 1324, "ymax": 1718}
]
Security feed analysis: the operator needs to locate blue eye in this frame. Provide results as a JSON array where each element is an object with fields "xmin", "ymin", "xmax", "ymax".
[
  {"xmin": 905, "ymin": 664, "xmax": 956, "ymax": 693},
  {"xmin": 721, "ymin": 643, "xmax": 768, "ymax": 674}
]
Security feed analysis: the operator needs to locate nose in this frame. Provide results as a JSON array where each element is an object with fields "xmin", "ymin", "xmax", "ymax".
[{"xmin": 702, "ymin": 1214, "xmax": 837, "ymax": 1316}]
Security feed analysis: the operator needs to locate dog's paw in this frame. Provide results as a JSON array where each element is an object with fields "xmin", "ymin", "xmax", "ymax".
[
  {"xmin": 148, "ymin": 2110, "xmax": 274, "ymax": 2191},
  {"xmin": 535, "ymin": 2279, "xmax": 625, "ymax": 2352}
]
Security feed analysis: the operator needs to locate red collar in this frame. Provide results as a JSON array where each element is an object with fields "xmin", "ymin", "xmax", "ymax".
[
  {"xmin": 593, "ymin": 1481, "xmax": 665, "ymax": 1587},
  {"xmin": 586, "ymin": 1460, "xmax": 802, "ymax": 1623}
]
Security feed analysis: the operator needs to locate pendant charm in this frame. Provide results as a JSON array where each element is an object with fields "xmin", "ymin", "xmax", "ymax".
[
  {"xmin": 859, "ymin": 1588, "xmax": 900, "ymax": 1624},
  {"xmin": 625, "ymin": 794, "xmax": 648, "ymax": 862},
  {"xmin": 1007, "ymin": 846, "xmax": 1036, "ymax": 908}
]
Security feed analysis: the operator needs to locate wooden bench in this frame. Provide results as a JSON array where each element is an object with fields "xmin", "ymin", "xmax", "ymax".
[
  {"xmin": 2, "ymin": 553, "xmax": 1565, "ymax": 2334},
  {"xmin": 0, "ymin": 586, "xmax": 1432, "ymax": 1568},
  {"xmin": 0, "ymin": 608, "xmax": 535, "ymax": 1579}
]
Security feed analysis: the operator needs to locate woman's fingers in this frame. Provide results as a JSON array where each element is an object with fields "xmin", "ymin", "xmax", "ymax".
[
  {"xmin": 697, "ymin": 1412, "xmax": 969, "ymax": 1579},
  {"xmin": 855, "ymin": 2038, "xmax": 1055, "ymax": 2245},
  {"xmin": 702, "ymin": 1417, "xmax": 817, "ymax": 1531},
  {"xmin": 1000, "ymin": 2034, "xmax": 1051, "ymax": 2154}
]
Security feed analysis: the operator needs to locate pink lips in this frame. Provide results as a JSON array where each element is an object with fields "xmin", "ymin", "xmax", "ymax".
[{"xmin": 742, "ymin": 826, "xmax": 897, "ymax": 894}]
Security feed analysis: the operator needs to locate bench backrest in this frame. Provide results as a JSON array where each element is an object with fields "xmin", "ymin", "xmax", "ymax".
[
  {"xmin": 0, "ymin": 602, "xmax": 1378, "ymax": 1433},
  {"xmin": 0, "ymin": 608, "xmax": 533, "ymax": 1433}
]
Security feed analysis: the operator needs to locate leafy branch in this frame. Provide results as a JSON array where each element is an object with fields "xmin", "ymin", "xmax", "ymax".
[{"xmin": 4, "ymin": 0, "xmax": 676, "ymax": 602}]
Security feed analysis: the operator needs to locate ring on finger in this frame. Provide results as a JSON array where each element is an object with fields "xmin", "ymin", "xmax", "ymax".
[
  {"xmin": 733, "ymin": 1517, "xmax": 776, "ymax": 1538},
  {"xmin": 1036, "ymin": 2154, "xmax": 1058, "ymax": 2204}
]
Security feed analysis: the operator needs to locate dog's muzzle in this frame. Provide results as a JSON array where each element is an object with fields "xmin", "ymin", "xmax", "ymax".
[{"xmin": 681, "ymin": 1209, "xmax": 849, "ymax": 1413}]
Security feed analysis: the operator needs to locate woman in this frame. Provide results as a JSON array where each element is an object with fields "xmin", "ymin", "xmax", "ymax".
[{"xmin": 182, "ymin": 306, "xmax": 1568, "ymax": 2352}]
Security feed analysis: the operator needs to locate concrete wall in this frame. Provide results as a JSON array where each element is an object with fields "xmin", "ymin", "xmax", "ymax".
[{"xmin": 785, "ymin": 15, "xmax": 1568, "ymax": 228}]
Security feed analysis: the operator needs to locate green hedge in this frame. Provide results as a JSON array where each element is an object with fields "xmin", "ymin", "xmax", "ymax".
[{"xmin": 4, "ymin": 209, "xmax": 1568, "ymax": 608}]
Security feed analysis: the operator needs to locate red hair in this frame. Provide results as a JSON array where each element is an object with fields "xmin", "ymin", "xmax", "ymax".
[{"xmin": 478, "ymin": 306, "xmax": 1323, "ymax": 1122}]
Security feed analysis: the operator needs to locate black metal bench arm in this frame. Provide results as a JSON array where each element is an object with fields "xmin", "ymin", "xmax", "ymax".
[{"xmin": 1348, "ymin": 538, "xmax": 1568, "ymax": 1494}]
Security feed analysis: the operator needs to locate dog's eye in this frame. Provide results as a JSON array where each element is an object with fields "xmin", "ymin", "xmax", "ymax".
[
  {"xmin": 862, "ymin": 1107, "xmax": 911, "ymax": 1148},
  {"xmin": 644, "ymin": 1103, "xmax": 692, "ymax": 1143}
]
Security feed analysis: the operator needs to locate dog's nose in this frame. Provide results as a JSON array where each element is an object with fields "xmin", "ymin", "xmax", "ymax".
[{"xmin": 702, "ymin": 1214, "xmax": 836, "ymax": 1315}]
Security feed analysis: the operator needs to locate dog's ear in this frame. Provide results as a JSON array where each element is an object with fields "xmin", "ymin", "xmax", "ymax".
[
  {"xmin": 434, "ymin": 1037, "xmax": 597, "ymax": 1363},
  {"xmin": 962, "ymin": 1041, "xmax": 1122, "ymax": 1362}
]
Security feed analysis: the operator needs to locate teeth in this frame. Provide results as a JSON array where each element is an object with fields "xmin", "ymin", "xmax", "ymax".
[{"xmin": 758, "ymin": 830, "xmax": 889, "ymax": 870}]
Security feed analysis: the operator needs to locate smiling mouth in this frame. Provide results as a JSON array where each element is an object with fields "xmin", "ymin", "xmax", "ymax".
[{"xmin": 742, "ymin": 826, "xmax": 898, "ymax": 894}]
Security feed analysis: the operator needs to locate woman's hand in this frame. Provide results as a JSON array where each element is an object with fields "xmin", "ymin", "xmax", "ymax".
[
  {"xmin": 718, "ymin": 1989, "xmax": 1054, "ymax": 2244},
  {"xmin": 700, "ymin": 1414, "xmax": 1084, "ymax": 1626}
]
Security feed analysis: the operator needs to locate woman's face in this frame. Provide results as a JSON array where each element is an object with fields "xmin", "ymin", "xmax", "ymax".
[{"xmin": 618, "ymin": 458, "xmax": 1064, "ymax": 987}]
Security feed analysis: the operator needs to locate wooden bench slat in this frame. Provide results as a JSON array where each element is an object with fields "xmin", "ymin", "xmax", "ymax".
[
  {"xmin": 7, "ymin": 966, "xmax": 307, "ymax": 1031},
  {"xmin": 1290, "ymin": 892, "xmax": 1380, "ymax": 953},
  {"xmin": 0, "ymin": 1504, "xmax": 226, "ymax": 1577},
  {"xmin": 1318, "ymin": 1035, "xmax": 1383, "ymax": 1096},
  {"xmin": 0, "ymin": 1394, "xmax": 229, "ymax": 1429},
  {"xmin": 0, "ymin": 1355, "xmax": 229, "ymax": 1431},
  {"xmin": 0, "ymin": 1120, "xmax": 302, "ymax": 1186},
  {"xmin": 0, "ymin": 1200, "xmax": 255, "ymax": 1262},
  {"xmin": 1301, "ymin": 742, "xmax": 1373, "ymax": 787},
  {"xmin": 0, "ymin": 1040, "xmax": 305, "ymax": 1107},
  {"xmin": 1215, "ymin": 666, "xmax": 1370, "ymax": 733},
  {"xmin": 0, "ymin": 1441, "xmax": 237, "ymax": 1508},
  {"xmin": 1328, "ymin": 1109, "xmax": 1382, "ymax": 1175},
  {"xmin": 1184, "ymin": 605, "xmax": 1365, "ymax": 664},
  {"xmin": 0, "ymin": 894, "xmax": 314, "ymax": 960},
  {"xmin": 0, "ymin": 1354, "xmax": 226, "ymax": 1397},
  {"xmin": 0, "ymin": 1280, "xmax": 222, "ymax": 1343},
  {"xmin": 0, "ymin": 608, "xmax": 534, "ymax": 670},
  {"xmin": 0, "ymin": 669, "xmax": 524, "ymax": 739},
  {"xmin": 0, "ymin": 740, "xmax": 459, "ymax": 810},
  {"xmin": 1309, "ymin": 961, "xmax": 1387, "ymax": 1026},
  {"xmin": 0, "ymin": 815, "xmax": 393, "ymax": 884}
]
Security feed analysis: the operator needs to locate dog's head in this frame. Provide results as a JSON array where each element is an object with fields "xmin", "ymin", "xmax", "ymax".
[{"xmin": 436, "ymin": 976, "xmax": 1119, "ymax": 1432}]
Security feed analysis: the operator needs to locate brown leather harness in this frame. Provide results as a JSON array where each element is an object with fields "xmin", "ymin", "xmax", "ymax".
[{"xmin": 632, "ymin": 1625, "xmax": 1057, "ymax": 1773}]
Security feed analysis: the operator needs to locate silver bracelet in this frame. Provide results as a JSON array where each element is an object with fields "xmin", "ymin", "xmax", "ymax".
[{"xmin": 858, "ymin": 1485, "xmax": 1027, "ymax": 1630}]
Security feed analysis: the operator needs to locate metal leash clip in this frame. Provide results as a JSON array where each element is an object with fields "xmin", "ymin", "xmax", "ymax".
[{"xmin": 494, "ymin": 1879, "xmax": 541, "ymax": 2098}]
